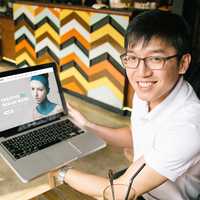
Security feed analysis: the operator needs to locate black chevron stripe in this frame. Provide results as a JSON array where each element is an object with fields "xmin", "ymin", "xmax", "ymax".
[
  {"xmin": 35, "ymin": 17, "xmax": 59, "ymax": 33},
  {"xmin": 90, "ymin": 53, "xmax": 125, "ymax": 76},
  {"xmin": 61, "ymin": 37, "xmax": 89, "ymax": 57},
  {"xmin": 91, "ymin": 15, "xmax": 126, "ymax": 35},
  {"xmin": 14, "ymin": 13, "xmax": 35, "ymax": 30},
  {"xmin": 36, "ymin": 47, "xmax": 59, "ymax": 64},
  {"xmin": 15, "ymin": 35, "xmax": 35, "ymax": 49},
  {"xmin": 60, "ymin": 61, "xmax": 89, "ymax": 81}
]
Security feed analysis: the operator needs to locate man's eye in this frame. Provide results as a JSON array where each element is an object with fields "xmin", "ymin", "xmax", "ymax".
[
  {"xmin": 129, "ymin": 56, "xmax": 137, "ymax": 62},
  {"xmin": 149, "ymin": 57, "xmax": 163, "ymax": 63}
]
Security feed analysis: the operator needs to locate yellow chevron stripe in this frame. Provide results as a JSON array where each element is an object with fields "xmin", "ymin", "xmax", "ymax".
[
  {"xmin": 91, "ymin": 24, "xmax": 124, "ymax": 46},
  {"xmin": 60, "ymin": 68, "xmax": 88, "ymax": 88},
  {"xmin": 60, "ymin": 68, "xmax": 123, "ymax": 101},
  {"xmin": 16, "ymin": 52, "xmax": 36, "ymax": 66},
  {"xmin": 60, "ymin": 10, "xmax": 90, "ymax": 25},
  {"xmin": 13, "ymin": 4, "xmax": 22, "ymax": 12},
  {"xmin": 90, "ymin": 77, "xmax": 123, "ymax": 101},
  {"xmin": 60, "ymin": 9, "xmax": 73, "ymax": 20},
  {"xmin": 13, "ymin": 4, "xmax": 36, "ymax": 15},
  {"xmin": 75, "ymin": 10, "xmax": 90, "ymax": 25},
  {"xmin": 35, "ymin": 24, "xmax": 60, "ymax": 43}
]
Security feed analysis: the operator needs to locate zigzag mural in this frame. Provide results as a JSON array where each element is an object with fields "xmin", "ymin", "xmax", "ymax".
[
  {"xmin": 13, "ymin": 3, "xmax": 130, "ymax": 112},
  {"xmin": 14, "ymin": 4, "xmax": 36, "ymax": 67},
  {"xmin": 88, "ymin": 13, "xmax": 128, "ymax": 108},
  {"xmin": 35, "ymin": 7, "xmax": 61, "ymax": 65}
]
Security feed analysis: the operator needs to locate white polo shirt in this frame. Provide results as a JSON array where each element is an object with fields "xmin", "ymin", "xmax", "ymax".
[{"xmin": 131, "ymin": 77, "xmax": 200, "ymax": 200}]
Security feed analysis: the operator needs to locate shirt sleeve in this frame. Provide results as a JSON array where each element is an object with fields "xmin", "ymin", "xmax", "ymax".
[{"xmin": 144, "ymin": 123, "xmax": 200, "ymax": 181}]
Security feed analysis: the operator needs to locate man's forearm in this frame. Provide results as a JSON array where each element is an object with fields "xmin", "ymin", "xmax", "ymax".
[
  {"xmin": 64, "ymin": 168, "xmax": 109, "ymax": 199},
  {"xmin": 85, "ymin": 122, "xmax": 132, "ymax": 148}
]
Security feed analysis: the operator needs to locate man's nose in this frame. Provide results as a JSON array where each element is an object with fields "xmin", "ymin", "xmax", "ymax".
[{"xmin": 136, "ymin": 59, "xmax": 152, "ymax": 76}]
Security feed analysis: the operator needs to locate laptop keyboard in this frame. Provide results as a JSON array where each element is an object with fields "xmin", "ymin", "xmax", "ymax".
[{"xmin": 2, "ymin": 119, "xmax": 84, "ymax": 160}]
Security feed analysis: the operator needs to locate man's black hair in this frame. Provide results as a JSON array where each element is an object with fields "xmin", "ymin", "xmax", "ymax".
[{"xmin": 125, "ymin": 10, "xmax": 192, "ymax": 58}]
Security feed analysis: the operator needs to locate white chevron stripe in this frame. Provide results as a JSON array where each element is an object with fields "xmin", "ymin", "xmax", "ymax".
[
  {"xmin": 60, "ymin": 19, "xmax": 89, "ymax": 41},
  {"xmin": 60, "ymin": 44, "xmax": 89, "ymax": 66},
  {"xmin": 15, "ymin": 26, "xmax": 36, "ymax": 45},
  {"xmin": 36, "ymin": 38, "xmax": 60, "ymax": 57},
  {"xmin": 88, "ymin": 86, "xmax": 122, "ymax": 108},
  {"xmin": 90, "ymin": 13, "xmax": 108, "ymax": 26},
  {"xmin": 111, "ymin": 15, "xmax": 129, "ymax": 29},
  {"xmin": 14, "ymin": 6, "xmax": 36, "ymax": 23},
  {"xmin": 90, "ymin": 43, "xmax": 122, "ymax": 65},
  {"xmin": 35, "ymin": 8, "xmax": 60, "ymax": 28}
]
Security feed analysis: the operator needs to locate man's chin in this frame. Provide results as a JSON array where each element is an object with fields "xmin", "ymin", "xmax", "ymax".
[{"xmin": 136, "ymin": 92, "xmax": 152, "ymax": 102}]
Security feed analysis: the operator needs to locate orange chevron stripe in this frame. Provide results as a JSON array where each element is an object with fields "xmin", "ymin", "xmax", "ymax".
[
  {"xmin": 35, "ymin": 7, "xmax": 60, "ymax": 19},
  {"xmin": 16, "ymin": 47, "xmax": 36, "ymax": 60},
  {"xmin": 36, "ymin": 52, "xmax": 56, "ymax": 65},
  {"xmin": 126, "ymin": 83, "xmax": 134, "ymax": 107},
  {"xmin": 35, "ymin": 7, "xmax": 44, "ymax": 16},
  {"xmin": 61, "ymin": 29, "xmax": 90, "ymax": 50},
  {"xmin": 61, "ymin": 53, "xmax": 89, "ymax": 69},
  {"xmin": 88, "ymin": 60, "xmax": 124, "ymax": 85},
  {"xmin": 49, "ymin": 7, "xmax": 60, "ymax": 18},
  {"xmin": 62, "ymin": 76, "xmax": 87, "ymax": 95},
  {"xmin": 91, "ymin": 60, "xmax": 124, "ymax": 86},
  {"xmin": 61, "ymin": 53, "xmax": 124, "ymax": 84},
  {"xmin": 88, "ymin": 68, "xmax": 124, "ymax": 92},
  {"xmin": 16, "ymin": 40, "xmax": 35, "ymax": 56}
]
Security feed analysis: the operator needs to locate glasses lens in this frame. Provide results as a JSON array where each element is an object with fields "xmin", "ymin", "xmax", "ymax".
[
  {"xmin": 121, "ymin": 55, "xmax": 138, "ymax": 69},
  {"xmin": 146, "ymin": 57, "xmax": 164, "ymax": 70}
]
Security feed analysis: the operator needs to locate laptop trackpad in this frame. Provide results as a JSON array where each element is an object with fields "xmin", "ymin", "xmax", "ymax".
[
  {"xmin": 44, "ymin": 141, "xmax": 81, "ymax": 165},
  {"xmin": 69, "ymin": 133, "xmax": 105, "ymax": 155}
]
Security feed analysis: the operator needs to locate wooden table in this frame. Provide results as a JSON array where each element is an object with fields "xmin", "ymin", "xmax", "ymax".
[
  {"xmin": 0, "ymin": 90, "xmax": 130, "ymax": 200},
  {"xmin": 0, "ymin": 156, "xmax": 54, "ymax": 200}
]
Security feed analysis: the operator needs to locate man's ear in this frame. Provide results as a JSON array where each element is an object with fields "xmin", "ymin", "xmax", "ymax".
[{"xmin": 178, "ymin": 53, "xmax": 191, "ymax": 74}]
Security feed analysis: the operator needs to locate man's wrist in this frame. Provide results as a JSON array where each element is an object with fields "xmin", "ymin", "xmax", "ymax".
[
  {"xmin": 85, "ymin": 120, "xmax": 97, "ymax": 131},
  {"xmin": 57, "ymin": 166, "xmax": 73, "ymax": 183},
  {"xmin": 84, "ymin": 120, "xmax": 92, "ymax": 130}
]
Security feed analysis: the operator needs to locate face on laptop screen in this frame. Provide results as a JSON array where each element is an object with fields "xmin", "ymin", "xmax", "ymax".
[{"xmin": 0, "ymin": 67, "xmax": 64, "ymax": 134}]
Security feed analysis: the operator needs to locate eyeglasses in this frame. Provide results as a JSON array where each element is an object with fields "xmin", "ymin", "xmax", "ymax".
[{"xmin": 120, "ymin": 53, "xmax": 178, "ymax": 70}]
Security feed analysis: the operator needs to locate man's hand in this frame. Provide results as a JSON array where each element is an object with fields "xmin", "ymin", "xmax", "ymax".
[{"xmin": 67, "ymin": 102, "xmax": 89, "ymax": 129}]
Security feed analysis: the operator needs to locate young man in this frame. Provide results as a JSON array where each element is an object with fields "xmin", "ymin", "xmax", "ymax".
[{"xmin": 55, "ymin": 10, "xmax": 200, "ymax": 199}]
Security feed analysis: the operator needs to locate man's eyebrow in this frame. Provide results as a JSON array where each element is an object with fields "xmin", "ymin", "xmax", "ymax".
[
  {"xmin": 126, "ymin": 49, "xmax": 167, "ymax": 54},
  {"xmin": 126, "ymin": 50, "xmax": 136, "ymax": 54},
  {"xmin": 148, "ymin": 49, "xmax": 166, "ymax": 53}
]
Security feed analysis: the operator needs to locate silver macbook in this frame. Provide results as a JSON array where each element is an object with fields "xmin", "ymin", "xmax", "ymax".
[{"xmin": 0, "ymin": 63, "xmax": 106, "ymax": 183}]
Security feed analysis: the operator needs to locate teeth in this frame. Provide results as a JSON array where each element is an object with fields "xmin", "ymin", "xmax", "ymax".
[{"xmin": 138, "ymin": 82, "xmax": 153, "ymax": 88}]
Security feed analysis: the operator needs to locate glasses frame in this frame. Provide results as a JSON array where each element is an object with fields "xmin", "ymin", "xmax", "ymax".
[{"xmin": 120, "ymin": 53, "xmax": 178, "ymax": 70}]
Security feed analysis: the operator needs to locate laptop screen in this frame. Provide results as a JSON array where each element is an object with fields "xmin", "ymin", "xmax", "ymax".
[{"xmin": 0, "ymin": 64, "xmax": 66, "ymax": 137}]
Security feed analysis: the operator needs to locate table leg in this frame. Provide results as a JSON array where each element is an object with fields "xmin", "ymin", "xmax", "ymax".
[{"xmin": 48, "ymin": 171, "xmax": 56, "ymax": 188}]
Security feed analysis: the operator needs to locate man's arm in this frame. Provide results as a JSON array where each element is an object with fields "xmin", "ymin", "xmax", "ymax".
[
  {"xmin": 116, "ymin": 157, "xmax": 167, "ymax": 196},
  {"xmin": 59, "ymin": 157, "xmax": 167, "ymax": 199},
  {"xmin": 68, "ymin": 103, "xmax": 132, "ymax": 148}
]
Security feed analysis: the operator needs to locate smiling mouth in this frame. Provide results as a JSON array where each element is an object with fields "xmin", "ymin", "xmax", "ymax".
[{"xmin": 137, "ymin": 81, "xmax": 157, "ymax": 88}]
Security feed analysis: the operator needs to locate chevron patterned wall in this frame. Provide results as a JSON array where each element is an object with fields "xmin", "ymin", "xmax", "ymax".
[
  {"xmin": 14, "ymin": 4, "xmax": 37, "ymax": 67},
  {"xmin": 13, "ymin": 3, "xmax": 131, "ymax": 112}
]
